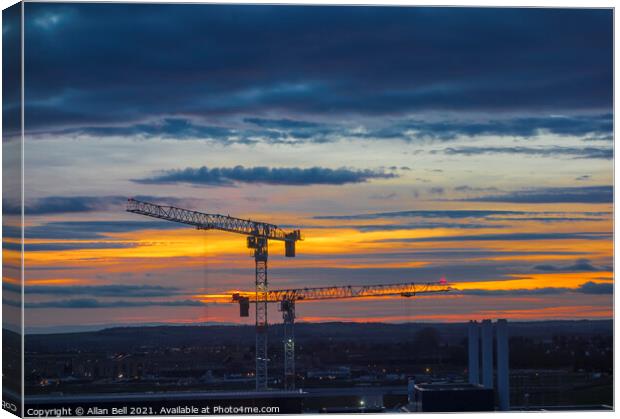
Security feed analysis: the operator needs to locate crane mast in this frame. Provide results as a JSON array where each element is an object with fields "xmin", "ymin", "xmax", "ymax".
[
  {"xmin": 126, "ymin": 198, "xmax": 301, "ymax": 391},
  {"xmin": 233, "ymin": 280, "xmax": 452, "ymax": 391}
]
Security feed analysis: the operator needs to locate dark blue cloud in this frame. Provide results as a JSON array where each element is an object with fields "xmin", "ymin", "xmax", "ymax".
[
  {"xmin": 457, "ymin": 282, "xmax": 613, "ymax": 296},
  {"xmin": 22, "ymin": 5, "xmax": 612, "ymax": 136},
  {"xmin": 5, "ymin": 283, "xmax": 181, "ymax": 297},
  {"xmin": 2, "ymin": 299, "xmax": 20, "ymax": 308},
  {"xmin": 244, "ymin": 118, "xmax": 322, "ymax": 129},
  {"xmin": 458, "ymin": 287, "xmax": 570, "ymax": 296},
  {"xmin": 272, "ymin": 262, "xmax": 524, "ymax": 286},
  {"xmin": 1, "ymin": 220, "xmax": 181, "ymax": 241},
  {"xmin": 533, "ymin": 258, "xmax": 603, "ymax": 272},
  {"xmin": 3, "ymin": 196, "xmax": 124, "ymax": 215},
  {"xmin": 364, "ymin": 114, "xmax": 613, "ymax": 141},
  {"xmin": 285, "ymin": 221, "xmax": 502, "ymax": 232},
  {"xmin": 454, "ymin": 185, "xmax": 500, "ymax": 193},
  {"xmin": 242, "ymin": 118, "xmax": 335, "ymax": 142},
  {"xmin": 54, "ymin": 117, "xmax": 341, "ymax": 145},
  {"xmin": 315, "ymin": 209, "xmax": 528, "ymax": 220},
  {"xmin": 486, "ymin": 216, "xmax": 605, "ymax": 223},
  {"xmin": 4, "ymin": 195, "xmax": 189, "ymax": 215},
  {"xmin": 2, "ymin": 241, "xmax": 136, "ymax": 252},
  {"xmin": 376, "ymin": 232, "xmax": 611, "ymax": 243},
  {"xmin": 313, "ymin": 210, "xmax": 610, "ymax": 229},
  {"xmin": 461, "ymin": 185, "xmax": 613, "ymax": 204},
  {"xmin": 438, "ymin": 146, "xmax": 612, "ymax": 159},
  {"xmin": 578, "ymin": 281, "xmax": 613, "ymax": 295},
  {"xmin": 346, "ymin": 222, "xmax": 500, "ymax": 232},
  {"xmin": 24, "ymin": 299, "xmax": 207, "ymax": 309},
  {"xmin": 135, "ymin": 166, "xmax": 396, "ymax": 186},
  {"xmin": 75, "ymin": 118, "xmax": 236, "ymax": 140}
]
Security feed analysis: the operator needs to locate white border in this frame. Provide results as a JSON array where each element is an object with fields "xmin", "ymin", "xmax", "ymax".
[{"xmin": 0, "ymin": 2, "xmax": 615, "ymax": 419}]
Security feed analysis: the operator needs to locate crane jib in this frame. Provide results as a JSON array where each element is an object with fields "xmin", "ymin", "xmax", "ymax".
[
  {"xmin": 126, "ymin": 198, "xmax": 301, "ymax": 243},
  {"xmin": 232, "ymin": 281, "xmax": 452, "ymax": 303}
]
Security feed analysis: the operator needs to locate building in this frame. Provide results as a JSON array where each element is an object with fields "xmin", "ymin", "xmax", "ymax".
[{"xmin": 411, "ymin": 383, "xmax": 494, "ymax": 412}]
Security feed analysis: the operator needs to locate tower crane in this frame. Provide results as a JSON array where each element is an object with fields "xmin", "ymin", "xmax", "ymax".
[
  {"xmin": 231, "ymin": 280, "xmax": 452, "ymax": 391},
  {"xmin": 126, "ymin": 198, "xmax": 302, "ymax": 391}
]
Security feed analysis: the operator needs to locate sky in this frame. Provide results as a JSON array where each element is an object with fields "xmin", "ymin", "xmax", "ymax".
[{"xmin": 1, "ymin": 4, "xmax": 613, "ymax": 332}]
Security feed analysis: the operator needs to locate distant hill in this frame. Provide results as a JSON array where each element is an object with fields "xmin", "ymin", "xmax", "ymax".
[{"xmin": 21, "ymin": 320, "xmax": 612, "ymax": 353}]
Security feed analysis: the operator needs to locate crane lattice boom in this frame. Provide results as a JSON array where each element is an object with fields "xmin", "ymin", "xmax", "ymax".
[
  {"xmin": 127, "ymin": 198, "xmax": 301, "ymax": 242},
  {"xmin": 271, "ymin": 281, "xmax": 450, "ymax": 301},
  {"xmin": 233, "ymin": 281, "xmax": 451, "ymax": 303}
]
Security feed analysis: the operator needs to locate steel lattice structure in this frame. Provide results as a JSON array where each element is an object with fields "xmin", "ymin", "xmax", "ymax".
[
  {"xmin": 233, "ymin": 280, "xmax": 452, "ymax": 390},
  {"xmin": 267, "ymin": 281, "xmax": 450, "ymax": 301},
  {"xmin": 127, "ymin": 198, "xmax": 300, "ymax": 242},
  {"xmin": 127, "ymin": 198, "xmax": 301, "ymax": 391},
  {"xmin": 234, "ymin": 281, "xmax": 450, "ymax": 302}
]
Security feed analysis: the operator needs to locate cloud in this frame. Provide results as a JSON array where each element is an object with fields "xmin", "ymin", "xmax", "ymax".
[
  {"xmin": 485, "ymin": 216, "xmax": 605, "ymax": 223},
  {"xmin": 577, "ymin": 281, "xmax": 613, "ymax": 295},
  {"xmin": 3, "ymin": 196, "xmax": 125, "ymax": 215},
  {"xmin": 438, "ymin": 146, "xmax": 612, "ymax": 159},
  {"xmin": 2, "ymin": 220, "xmax": 181, "ymax": 241},
  {"xmin": 24, "ymin": 298, "xmax": 208, "ymax": 309},
  {"xmin": 314, "ymin": 209, "xmax": 528, "ymax": 220},
  {"xmin": 428, "ymin": 187, "xmax": 445, "ymax": 195},
  {"xmin": 351, "ymin": 222, "xmax": 501, "ymax": 232},
  {"xmin": 21, "ymin": 5, "xmax": 611, "ymax": 137},
  {"xmin": 244, "ymin": 118, "xmax": 322, "ymax": 129},
  {"xmin": 315, "ymin": 209, "xmax": 607, "ymax": 224},
  {"xmin": 4, "ymin": 195, "xmax": 188, "ymax": 215},
  {"xmin": 6, "ymin": 283, "xmax": 182, "ymax": 297},
  {"xmin": 365, "ymin": 114, "xmax": 613, "ymax": 141},
  {"xmin": 457, "ymin": 282, "xmax": 613, "ymax": 296},
  {"xmin": 3, "ymin": 242, "xmax": 136, "ymax": 252},
  {"xmin": 454, "ymin": 185, "xmax": 500, "ymax": 193},
  {"xmin": 575, "ymin": 175, "xmax": 592, "ymax": 181},
  {"xmin": 410, "ymin": 114, "xmax": 613, "ymax": 140},
  {"xmin": 135, "ymin": 166, "xmax": 397, "ymax": 186},
  {"xmin": 69, "ymin": 117, "xmax": 339, "ymax": 145},
  {"xmin": 294, "ymin": 221, "xmax": 501, "ymax": 232},
  {"xmin": 534, "ymin": 259, "xmax": 598, "ymax": 272},
  {"xmin": 2, "ymin": 298, "xmax": 21, "ymax": 308},
  {"xmin": 375, "ymin": 232, "xmax": 611, "ymax": 243},
  {"xmin": 460, "ymin": 186, "xmax": 612, "ymax": 204},
  {"xmin": 30, "ymin": 115, "xmax": 615, "ymax": 147},
  {"xmin": 458, "ymin": 287, "xmax": 570, "ymax": 296},
  {"xmin": 74, "ymin": 118, "xmax": 237, "ymax": 140},
  {"xmin": 369, "ymin": 192, "xmax": 398, "ymax": 200},
  {"xmin": 533, "ymin": 258, "xmax": 602, "ymax": 272}
]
